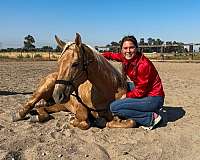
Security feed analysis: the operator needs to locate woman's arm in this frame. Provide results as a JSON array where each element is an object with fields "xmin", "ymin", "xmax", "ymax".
[{"xmin": 101, "ymin": 51, "xmax": 123, "ymax": 62}]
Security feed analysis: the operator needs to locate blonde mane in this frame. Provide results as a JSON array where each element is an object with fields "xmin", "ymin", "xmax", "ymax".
[
  {"xmin": 60, "ymin": 42, "xmax": 74, "ymax": 57},
  {"xmin": 86, "ymin": 44, "xmax": 127, "ymax": 89}
]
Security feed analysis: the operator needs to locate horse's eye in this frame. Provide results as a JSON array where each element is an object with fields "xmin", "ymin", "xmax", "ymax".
[{"xmin": 72, "ymin": 62, "xmax": 79, "ymax": 67}]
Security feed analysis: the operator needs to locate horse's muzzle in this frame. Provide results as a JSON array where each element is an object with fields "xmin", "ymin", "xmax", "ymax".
[{"xmin": 53, "ymin": 84, "xmax": 72, "ymax": 104}]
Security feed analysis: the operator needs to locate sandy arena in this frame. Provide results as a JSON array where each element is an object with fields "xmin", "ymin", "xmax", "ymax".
[{"xmin": 0, "ymin": 61, "xmax": 200, "ymax": 160}]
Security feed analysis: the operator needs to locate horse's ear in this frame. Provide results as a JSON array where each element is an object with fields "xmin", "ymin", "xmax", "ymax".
[
  {"xmin": 75, "ymin": 33, "xmax": 82, "ymax": 47},
  {"xmin": 55, "ymin": 35, "xmax": 66, "ymax": 49}
]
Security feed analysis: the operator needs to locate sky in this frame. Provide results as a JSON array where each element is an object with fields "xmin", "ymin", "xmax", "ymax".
[{"xmin": 0, "ymin": 0, "xmax": 200, "ymax": 49}]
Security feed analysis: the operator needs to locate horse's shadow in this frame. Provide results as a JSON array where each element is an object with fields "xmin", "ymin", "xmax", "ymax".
[
  {"xmin": 0, "ymin": 91, "xmax": 33, "ymax": 96},
  {"xmin": 158, "ymin": 105, "xmax": 186, "ymax": 128}
]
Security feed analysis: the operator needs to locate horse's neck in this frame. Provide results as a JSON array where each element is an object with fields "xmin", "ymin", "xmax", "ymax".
[{"xmin": 88, "ymin": 54, "xmax": 126, "ymax": 93}]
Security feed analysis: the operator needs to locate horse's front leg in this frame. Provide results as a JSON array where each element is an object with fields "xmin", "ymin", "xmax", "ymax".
[
  {"xmin": 30, "ymin": 104, "xmax": 68, "ymax": 122},
  {"xmin": 71, "ymin": 103, "xmax": 90, "ymax": 130},
  {"xmin": 12, "ymin": 72, "xmax": 58, "ymax": 122}
]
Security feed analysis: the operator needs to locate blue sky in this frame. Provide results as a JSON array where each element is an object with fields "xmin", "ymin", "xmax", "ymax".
[{"xmin": 0, "ymin": 0, "xmax": 200, "ymax": 48}]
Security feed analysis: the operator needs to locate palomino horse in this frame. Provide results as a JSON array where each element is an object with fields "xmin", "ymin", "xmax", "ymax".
[{"xmin": 12, "ymin": 33, "xmax": 136, "ymax": 129}]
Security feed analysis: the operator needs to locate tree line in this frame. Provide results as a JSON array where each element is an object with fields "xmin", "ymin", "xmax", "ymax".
[
  {"xmin": 98, "ymin": 37, "xmax": 193, "ymax": 53},
  {"xmin": 0, "ymin": 35, "xmax": 61, "ymax": 53},
  {"xmin": 1, "ymin": 35, "xmax": 199, "ymax": 53}
]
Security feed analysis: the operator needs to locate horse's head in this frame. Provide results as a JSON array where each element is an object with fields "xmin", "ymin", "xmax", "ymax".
[{"xmin": 53, "ymin": 33, "xmax": 92, "ymax": 103}]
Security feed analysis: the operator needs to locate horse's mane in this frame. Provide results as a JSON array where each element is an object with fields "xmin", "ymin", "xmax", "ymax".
[
  {"xmin": 60, "ymin": 42, "xmax": 74, "ymax": 57},
  {"xmin": 57, "ymin": 42, "xmax": 75, "ymax": 64},
  {"xmin": 85, "ymin": 44, "xmax": 127, "ymax": 89}
]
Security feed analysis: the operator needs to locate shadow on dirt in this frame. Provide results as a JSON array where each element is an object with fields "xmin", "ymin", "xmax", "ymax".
[
  {"xmin": 0, "ymin": 91, "xmax": 33, "ymax": 96},
  {"xmin": 158, "ymin": 106, "xmax": 186, "ymax": 128}
]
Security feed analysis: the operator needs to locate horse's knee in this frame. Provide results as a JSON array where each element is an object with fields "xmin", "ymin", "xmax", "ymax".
[
  {"xmin": 70, "ymin": 118, "xmax": 90, "ymax": 130},
  {"xmin": 75, "ymin": 105, "xmax": 88, "ymax": 121},
  {"xmin": 32, "ymin": 75, "xmax": 57, "ymax": 102},
  {"xmin": 34, "ymin": 108, "xmax": 50, "ymax": 122},
  {"xmin": 78, "ymin": 121, "xmax": 90, "ymax": 130},
  {"xmin": 19, "ymin": 106, "xmax": 32, "ymax": 118}
]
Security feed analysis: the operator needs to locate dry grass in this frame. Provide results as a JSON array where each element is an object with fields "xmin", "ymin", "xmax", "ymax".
[{"xmin": 0, "ymin": 51, "xmax": 61, "ymax": 60}]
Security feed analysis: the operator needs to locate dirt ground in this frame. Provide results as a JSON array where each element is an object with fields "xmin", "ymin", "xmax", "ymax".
[{"xmin": 0, "ymin": 61, "xmax": 200, "ymax": 160}]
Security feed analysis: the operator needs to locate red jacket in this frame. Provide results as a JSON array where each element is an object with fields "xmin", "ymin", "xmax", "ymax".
[{"xmin": 102, "ymin": 52, "xmax": 165, "ymax": 98}]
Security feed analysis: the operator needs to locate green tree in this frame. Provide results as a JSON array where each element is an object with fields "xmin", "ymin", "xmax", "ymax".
[
  {"xmin": 177, "ymin": 42, "xmax": 185, "ymax": 53},
  {"xmin": 139, "ymin": 38, "xmax": 145, "ymax": 45},
  {"xmin": 155, "ymin": 39, "xmax": 164, "ymax": 45},
  {"xmin": 166, "ymin": 41, "xmax": 172, "ymax": 45},
  {"xmin": 147, "ymin": 38, "xmax": 153, "ymax": 45},
  {"xmin": 41, "ymin": 46, "xmax": 53, "ymax": 52},
  {"xmin": 110, "ymin": 41, "xmax": 119, "ymax": 47},
  {"xmin": 23, "ymin": 35, "xmax": 35, "ymax": 51}
]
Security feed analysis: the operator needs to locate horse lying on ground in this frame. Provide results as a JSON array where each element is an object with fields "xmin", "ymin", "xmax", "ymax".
[{"xmin": 12, "ymin": 33, "xmax": 136, "ymax": 129}]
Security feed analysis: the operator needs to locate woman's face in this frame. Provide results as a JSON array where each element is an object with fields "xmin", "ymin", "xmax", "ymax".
[{"xmin": 121, "ymin": 40, "xmax": 137, "ymax": 60}]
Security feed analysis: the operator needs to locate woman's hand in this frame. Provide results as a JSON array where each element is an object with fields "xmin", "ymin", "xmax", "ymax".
[{"xmin": 120, "ymin": 94, "xmax": 126, "ymax": 99}]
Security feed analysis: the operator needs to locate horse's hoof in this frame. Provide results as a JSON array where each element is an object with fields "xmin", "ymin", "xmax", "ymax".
[
  {"xmin": 94, "ymin": 118, "xmax": 107, "ymax": 128},
  {"xmin": 70, "ymin": 118, "xmax": 79, "ymax": 127},
  {"xmin": 11, "ymin": 112, "xmax": 23, "ymax": 122},
  {"xmin": 78, "ymin": 121, "xmax": 90, "ymax": 130},
  {"xmin": 29, "ymin": 115, "xmax": 39, "ymax": 122}
]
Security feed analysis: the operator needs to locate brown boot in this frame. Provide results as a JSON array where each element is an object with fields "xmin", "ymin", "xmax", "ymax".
[{"xmin": 106, "ymin": 118, "xmax": 137, "ymax": 128}]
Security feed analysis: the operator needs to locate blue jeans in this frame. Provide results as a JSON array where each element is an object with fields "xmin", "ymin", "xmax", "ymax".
[{"xmin": 110, "ymin": 82, "xmax": 164, "ymax": 126}]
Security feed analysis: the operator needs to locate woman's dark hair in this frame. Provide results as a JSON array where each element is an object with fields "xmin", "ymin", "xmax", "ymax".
[{"xmin": 120, "ymin": 35, "xmax": 138, "ymax": 50}]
